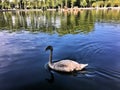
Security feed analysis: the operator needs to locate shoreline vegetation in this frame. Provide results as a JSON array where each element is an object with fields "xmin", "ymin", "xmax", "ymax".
[
  {"xmin": 1, "ymin": 7, "xmax": 120, "ymax": 35},
  {"xmin": 0, "ymin": 0, "xmax": 120, "ymax": 12},
  {"xmin": 0, "ymin": 7, "xmax": 120, "ymax": 12}
]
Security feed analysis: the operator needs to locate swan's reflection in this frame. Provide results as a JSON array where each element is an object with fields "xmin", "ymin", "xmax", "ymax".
[
  {"xmin": 46, "ymin": 68, "xmax": 54, "ymax": 83},
  {"xmin": 45, "ymin": 69, "xmax": 88, "ymax": 83}
]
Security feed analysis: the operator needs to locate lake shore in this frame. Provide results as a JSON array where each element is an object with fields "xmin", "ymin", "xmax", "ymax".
[{"xmin": 0, "ymin": 7, "xmax": 120, "ymax": 12}]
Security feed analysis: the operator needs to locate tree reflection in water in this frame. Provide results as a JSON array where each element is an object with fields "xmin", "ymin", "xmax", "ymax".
[{"xmin": 0, "ymin": 10, "xmax": 120, "ymax": 35}]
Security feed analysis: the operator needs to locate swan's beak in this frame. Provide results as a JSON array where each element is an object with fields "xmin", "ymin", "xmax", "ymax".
[
  {"xmin": 45, "ymin": 47, "xmax": 49, "ymax": 51},
  {"xmin": 81, "ymin": 64, "xmax": 88, "ymax": 69}
]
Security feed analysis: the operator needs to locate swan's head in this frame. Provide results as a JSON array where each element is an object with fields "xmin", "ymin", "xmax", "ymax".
[{"xmin": 45, "ymin": 45, "xmax": 53, "ymax": 51}]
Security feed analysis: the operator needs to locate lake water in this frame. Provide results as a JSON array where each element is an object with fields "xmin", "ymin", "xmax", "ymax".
[{"xmin": 0, "ymin": 10, "xmax": 120, "ymax": 90}]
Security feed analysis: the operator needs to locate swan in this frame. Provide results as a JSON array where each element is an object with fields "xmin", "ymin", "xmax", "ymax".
[{"xmin": 45, "ymin": 46, "xmax": 88, "ymax": 72}]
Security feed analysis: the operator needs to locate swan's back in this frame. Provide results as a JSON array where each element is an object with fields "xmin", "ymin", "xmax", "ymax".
[{"xmin": 48, "ymin": 60, "xmax": 88, "ymax": 72}]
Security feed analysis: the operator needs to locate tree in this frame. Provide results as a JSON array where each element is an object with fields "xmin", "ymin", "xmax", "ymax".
[
  {"xmin": 45, "ymin": 0, "xmax": 50, "ymax": 9},
  {"xmin": 13, "ymin": 0, "xmax": 19, "ymax": 8},
  {"xmin": 0, "ymin": 0, "xmax": 3, "ymax": 9},
  {"xmin": 0, "ymin": 0, "xmax": 120, "ymax": 9},
  {"xmin": 88, "ymin": 0, "xmax": 95, "ymax": 7},
  {"xmin": 71, "ymin": 0, "xmax": 76, "ymax": 8},
  {"xmin": 114, "ymin": 0, "xmax": 120, "ymax": 7},
  {"xmin": 65, "ymin": 0, "xmax": 67, "ymax": 8},
  {"xmin": 80, "ymin": 0, "xmax": 87, "ymax": 7},
  {"xmin": 19, "ymin": 0, "xmax": 24, "ymax": 9},
  {"xmin": 50, "ymin": 0, "xmax": 55, "ymax": 8},
  {"xmin": 3, "ymin": 0, "xmax": 10, "ymax": 9},
  {"xmin": 58, "ymin": 0, "xmax": 64, "ymax": 9}
]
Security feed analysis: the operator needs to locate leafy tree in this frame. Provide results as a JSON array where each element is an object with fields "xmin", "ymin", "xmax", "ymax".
[
  {"xmin": 45, "ymin": 0, "xmax": 50, "ymax": 9},
  {"xmin": 51, "ymin": 0, "xmax": 55, "ymax": 8},
  {"xmin": 71, "ymin": 0, "xmax": 76, "ymax": 8},
  {"xmin": 58, "ymin": 0, "xmax": 64, "ymax": 9},
  {"xmin": 80, "ymin": 0, "xmax": 87, "ymax": 7},
  {"xmin": 65, "ymin": 0, "xmax": 67, "ymax": 8},
  {"xmin": 0, "ymin": 0, "xmax": 120, "ymax": 9}
]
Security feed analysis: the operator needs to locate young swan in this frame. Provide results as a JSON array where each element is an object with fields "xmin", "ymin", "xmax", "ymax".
[{"xmin": 45, "ymin": 46, "xmax": 88, "ymax": 72}]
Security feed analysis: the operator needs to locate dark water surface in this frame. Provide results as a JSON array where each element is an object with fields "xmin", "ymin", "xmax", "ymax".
[{"xmin": 0, "ymin": 10, "xmax": 120, "ymax": 90}]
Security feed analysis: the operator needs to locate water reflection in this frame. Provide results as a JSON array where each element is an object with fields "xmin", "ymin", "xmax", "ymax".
[
  {"xmin": 0, "ymin": 10, "xmax": 120, "ymax": 90},
  {"xmin": 0, "ymin": 10, "xmax": 120, "ymax": 35}
]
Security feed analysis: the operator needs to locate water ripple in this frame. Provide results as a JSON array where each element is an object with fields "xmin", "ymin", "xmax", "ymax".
[
  {"xmin": 76, "ymin": 41, "xmax": 106, "ymax": 58},
  {"xmin": 96, "ymin": 68, "xmax": 120, "ymax": 81}
]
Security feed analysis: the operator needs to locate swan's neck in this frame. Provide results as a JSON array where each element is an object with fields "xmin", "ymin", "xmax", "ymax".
[{"xmin": 49, "ymin": 50, "xmax": 53, "ymax": 64}]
